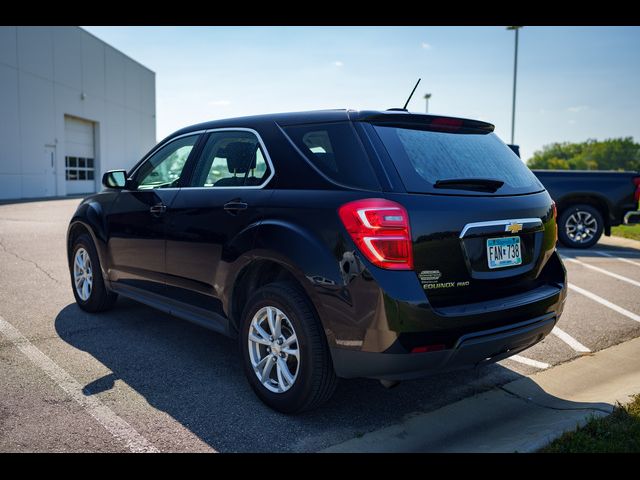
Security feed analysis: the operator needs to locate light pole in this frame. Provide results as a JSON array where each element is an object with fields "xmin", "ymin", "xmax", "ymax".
[
  {"xmin": 507, "ymin": 26, "xmax": 522, "ymax": 145},
  {"xmin": 424, "ymin": 93, "xmax": 432, "ymax": 113}
]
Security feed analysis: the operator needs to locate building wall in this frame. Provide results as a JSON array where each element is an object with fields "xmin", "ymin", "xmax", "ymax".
[{"xmin": 0, "ymin": 26, "xmax": 156, "ymax": 200}]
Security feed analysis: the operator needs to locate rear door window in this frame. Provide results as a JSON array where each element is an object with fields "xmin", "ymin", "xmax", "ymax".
[
  {"xmin": 373, "ymin": 125, "xmax": 544, "ymax": 195},
  {"xmin": 282, "ymin": 122, "xmax": 380, "ymax": 190},
  {"xmin": 189, "ymin": 130, "xmax": 272, "ymax": 188}
]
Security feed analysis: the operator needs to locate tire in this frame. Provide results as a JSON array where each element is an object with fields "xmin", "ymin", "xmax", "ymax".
[
  {"xmin": 69, "ymin": 233, "xmax": 118, "ymax": 312},
  {"xmin": 239, "ymin": 281, "xmax": 337, "ymax": 413},
  {"xmin": 558, "ymin": 204, "xmax": 604, "ymax": 249}
]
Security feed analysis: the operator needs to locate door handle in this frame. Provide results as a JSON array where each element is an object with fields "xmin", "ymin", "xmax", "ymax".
[
  {"xmin": 224, "ymin": 201, "xmax": 248, "ymax": 215},
  {"xmin": 150, "ymin": 203, "xmax": 167, "ymax": 216}
]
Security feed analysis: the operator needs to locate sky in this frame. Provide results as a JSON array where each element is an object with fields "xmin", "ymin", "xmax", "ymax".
[{"xmin": 84, "ymin": 26, "xmax": 640, "ymax": 161}]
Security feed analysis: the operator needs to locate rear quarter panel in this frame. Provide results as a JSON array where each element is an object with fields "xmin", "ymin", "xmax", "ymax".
[{"xmin": 253, "ymin": 189, "xmax": 388, "ymax": 349}]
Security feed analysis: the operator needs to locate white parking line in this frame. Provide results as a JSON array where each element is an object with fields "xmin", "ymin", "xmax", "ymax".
[
  {"xmin": 508, "ymin": 355, "xmax": 550, "ymax": 369},
  {"xmin": 551, "ymin": 326, "xmax": 591, "ymax": 353},
  {"xmin": 0, "ymin": 314, "xmax": 160, "ymax": 453},
  {"xmin": 592, "ymin": 250, "xmax": 640, "ymax": 267},
  {"xmin": 568, "ymin": 283, "xmax": 640, "ymax": 323},
  {"xmin": 564, "ymin": 257, "xmax": 640, "ymax": 288}
]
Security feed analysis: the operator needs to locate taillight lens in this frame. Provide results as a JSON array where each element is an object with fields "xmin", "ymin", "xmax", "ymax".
[
  {"xmin": 338, "ymin": 198, "xmax": 413, "ymax": 270},
  {"xmin": 634, "ymin": 177, "xmax": 640, "ymax": 203},
  {"xmin": 552, "ymin": 201, "xmax": 558, "ymax": 244}
]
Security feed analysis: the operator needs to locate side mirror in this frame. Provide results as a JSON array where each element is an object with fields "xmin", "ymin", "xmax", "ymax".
[{"xmin": 102, "ymin": 170, "xmax": 128, "ymax": 189}]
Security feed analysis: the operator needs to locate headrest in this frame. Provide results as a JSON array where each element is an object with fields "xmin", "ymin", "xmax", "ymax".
[{"xmin": 223, "ymin": 142, "xmax": 257, "ymax": 174}]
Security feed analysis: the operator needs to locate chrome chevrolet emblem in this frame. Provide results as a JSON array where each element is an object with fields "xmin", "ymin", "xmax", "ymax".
[{"xmin": 506, "ymin": 222, "xmax": 523, "ymax": 234}]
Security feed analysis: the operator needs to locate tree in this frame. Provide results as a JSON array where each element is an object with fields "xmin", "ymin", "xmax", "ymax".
[{"xmin": 527, "ymin": 137, "xmax": 640, "ymax": 171}]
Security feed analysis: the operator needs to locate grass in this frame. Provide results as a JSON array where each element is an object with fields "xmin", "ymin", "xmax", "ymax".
[
  {"xmin": 612, "ymin": 224, "xmax": 640, "ymax": 241},
  {"xmin": 541, "ymin": 394, "xmax": 640, "ymax": 452}
]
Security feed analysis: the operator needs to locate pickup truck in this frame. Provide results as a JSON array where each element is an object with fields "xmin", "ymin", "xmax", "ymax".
[{"xmin": 532, "ymin": 170, "xmax": 640, "ymax": 248}]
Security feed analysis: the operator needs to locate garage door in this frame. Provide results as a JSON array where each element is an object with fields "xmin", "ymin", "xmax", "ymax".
[{"xmin": 64, "ymin": 116, "xmax": 96, "ymax": 195}]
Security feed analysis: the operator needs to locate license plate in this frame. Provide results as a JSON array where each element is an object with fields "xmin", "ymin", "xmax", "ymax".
[{"xmin": 487, "ymin": 236, "xmax": 522, "ymax": 269}]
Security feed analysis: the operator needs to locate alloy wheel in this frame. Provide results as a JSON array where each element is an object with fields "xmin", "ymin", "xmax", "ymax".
[
  {"xmin": 565, "ymin": 210, "xmax": 598, "ymax": 244},
  {"xmin": 248, "ymin": 306, "xmax": 300, "ymax": 393},
  {"xmin": 73, "ymin": 247, "xmax": 93, "ymax": 301}
]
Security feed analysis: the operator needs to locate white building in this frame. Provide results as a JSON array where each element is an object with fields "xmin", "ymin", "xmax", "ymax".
[{"xmin": 0, "ymin": 26, "xmax": 156, "ymax": 200}]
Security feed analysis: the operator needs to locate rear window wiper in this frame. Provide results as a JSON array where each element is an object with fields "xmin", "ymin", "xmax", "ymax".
[{"xmin": 433, "ymin": 178, "xmax": 505, "ymax": 192}]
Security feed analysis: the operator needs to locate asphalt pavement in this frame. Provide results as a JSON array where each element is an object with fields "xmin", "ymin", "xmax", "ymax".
[{"xmin": 1, "ymin": 198, "xmax": 639, "ymax": 452}]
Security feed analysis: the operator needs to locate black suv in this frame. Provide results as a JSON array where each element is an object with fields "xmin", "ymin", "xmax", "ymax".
[{"xmin": 67, "ymin": 110, "xmax": 567, "ymax": 413}]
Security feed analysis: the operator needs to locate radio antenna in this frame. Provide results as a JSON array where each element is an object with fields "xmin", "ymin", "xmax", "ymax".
[{"xmin": 402, "ymin": 78, "xmax": 421, "ymax": 110}]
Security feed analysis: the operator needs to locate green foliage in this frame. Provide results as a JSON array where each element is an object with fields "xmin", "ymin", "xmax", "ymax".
[
  {"xmin": 541, "ymin": 395, "xmax": 640, "ymax": 453},
  {"xmin": 612, "ymin": 224, "xmax": 640, "ymax": 242},
  {"xmin": 527, "ymin": 137, "xmax": 640, "ymax": 171}
]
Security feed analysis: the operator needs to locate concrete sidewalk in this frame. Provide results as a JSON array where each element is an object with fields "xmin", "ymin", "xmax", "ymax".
[
  {"xmin": 322, "ymin": 337, "xmax": 640, "ymax": 453},
  {"xmin": 599, "ymin": 234, "xmax": 640, "ymax": 250}
]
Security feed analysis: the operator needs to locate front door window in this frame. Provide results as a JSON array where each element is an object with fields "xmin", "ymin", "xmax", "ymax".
[{"xmin": 134, "ymin": 135, "xmax": 199, "ymax": 189}]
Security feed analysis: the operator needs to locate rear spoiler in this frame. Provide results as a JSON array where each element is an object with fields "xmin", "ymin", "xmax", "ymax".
[{"xmin": 356, "ymin": 112, "xmax": 495, "ymax": 135}]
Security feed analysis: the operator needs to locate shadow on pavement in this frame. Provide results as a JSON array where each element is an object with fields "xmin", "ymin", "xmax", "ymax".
[{"xmin": 53, "ymin": 299, "xmax": 609, "ymax": 452}]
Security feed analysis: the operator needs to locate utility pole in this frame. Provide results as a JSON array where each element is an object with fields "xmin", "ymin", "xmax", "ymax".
[
  {"xmin": 507, "ymin": 26, "xmax": 522, "ymax": 145},
  {"xmin": 424, "ymin": 93, "xmax": 432, "ymax": 113}
]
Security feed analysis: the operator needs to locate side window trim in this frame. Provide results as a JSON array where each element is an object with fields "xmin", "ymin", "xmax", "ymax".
[
  {"xmin": 175, "ymin": 133, "xmax": 209, "ymax": 188},
  {"xmin": 126, "ymin": 131, "xmax": 206, "ymax": 189},
  {"xmin": 184, "ymin": 127, "xmax": 276, "ymax": 190}
]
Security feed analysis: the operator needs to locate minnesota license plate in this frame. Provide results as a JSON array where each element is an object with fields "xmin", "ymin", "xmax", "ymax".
[{"xmin": 487, "ymin": 236, "xmax": 522, "ymax": 269}]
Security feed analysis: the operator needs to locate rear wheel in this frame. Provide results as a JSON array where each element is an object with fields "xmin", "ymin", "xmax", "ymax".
[
  {"xmin": 558, "ymin": 204, "xmax": 604, "ymax": 248},
  {"xmin": 239, "ymin": 282, "xmax": 337, "ymax": 413},
  {"xmin": 70, "ymin": 234, "xmax": 117, "ymax": 312}
]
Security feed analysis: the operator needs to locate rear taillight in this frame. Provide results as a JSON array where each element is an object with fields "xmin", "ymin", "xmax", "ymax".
[
  {"xmin": 338, "ymin": 198, "xmax": 413, "ymax": 270},
  {"xmin": 552, "ymin": 201, "xmax": 558, "ymax": 244},
  {"xmin": 634, "ymin": 177, "xmax": 640, "ymax": 203}
]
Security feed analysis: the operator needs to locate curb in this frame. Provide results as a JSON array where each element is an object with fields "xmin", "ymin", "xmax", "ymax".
[
  {"xmin": 321, "ymin": 336, "xmax": 640, "ymax": 453},
  {"xmin": 599, "ymin": 235, "xmax": 640, "ymax": 250}
]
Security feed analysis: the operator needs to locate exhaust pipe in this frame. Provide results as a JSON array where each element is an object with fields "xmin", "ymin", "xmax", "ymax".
[{"xmin": 380, "ymin": 379, "xmax": 400, "ymax": 389}]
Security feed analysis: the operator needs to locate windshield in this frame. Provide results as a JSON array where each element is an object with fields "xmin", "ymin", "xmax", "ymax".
[{"xmin": 373, "ymin": 125, "xmax": 544, "ymax": 195}]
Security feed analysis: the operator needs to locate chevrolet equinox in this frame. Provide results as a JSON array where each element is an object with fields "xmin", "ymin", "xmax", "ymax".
[{"xmin": 67, "ymin": 110, "xmax": 567, "ymax": 413}]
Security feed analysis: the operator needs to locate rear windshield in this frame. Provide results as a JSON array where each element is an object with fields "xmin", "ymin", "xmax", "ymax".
[
  {"xmin": 373, "ymin": 125, "xmax": 544, "ymax": 195},
  {"xmin": 282, "ymin": 122, "xmax": 380, "ymax": 190}
]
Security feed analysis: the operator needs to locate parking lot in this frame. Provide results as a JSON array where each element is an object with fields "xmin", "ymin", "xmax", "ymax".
[{"xmin": 1, "ymin": 198, "xmax": 639, "ymax": 452}]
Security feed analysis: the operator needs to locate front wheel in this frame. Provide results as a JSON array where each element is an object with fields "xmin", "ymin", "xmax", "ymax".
[
  {"xmin": 558, "ymin": 204, "xmax": 604, "ymax": 248},
  {"xmin": 239, "ymin": 282, "xmax": 337, "ymax": 413},
  {"xmin": 70, "ymin": 234, "xmax": 118, "ymax": 312}
]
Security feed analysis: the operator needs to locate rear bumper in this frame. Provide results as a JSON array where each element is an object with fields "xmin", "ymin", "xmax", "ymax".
[{"xmin": 331, "ymin": 313, "xmax": 556, "ymax": 380}]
